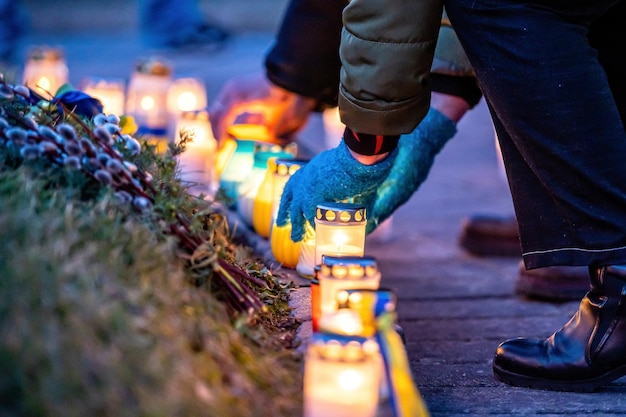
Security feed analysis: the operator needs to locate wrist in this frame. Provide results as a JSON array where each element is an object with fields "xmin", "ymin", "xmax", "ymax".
[{"xmin": 348, "ymin": 148, "xmax": 390, "ymax": 165}]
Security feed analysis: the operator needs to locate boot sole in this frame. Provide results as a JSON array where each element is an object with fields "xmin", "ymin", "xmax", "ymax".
[{"xmin": 493, "ymin": 362, "xmax": 626, "ymax": 392}]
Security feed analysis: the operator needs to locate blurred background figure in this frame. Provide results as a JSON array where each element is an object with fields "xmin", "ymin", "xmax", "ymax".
[
  {"xmin": 138, "ymin": 0, "xmax": 230, "ymax": 50},
  {"xmin": 0, "ymin": 0, "xmax": 29, "ymax": 72}
]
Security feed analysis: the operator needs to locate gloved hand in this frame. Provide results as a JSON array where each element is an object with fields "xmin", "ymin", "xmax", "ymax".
[
  {"xmin": 209, "ymin": 72, "xmax": 316, "ymax": 144},
  {"xmin": 365, "ymin": 107, "xmax": 457, "ymax": 233},
  {"xmin": 276, "ymin": 139, "xmax": 398, "ymax": 242}
]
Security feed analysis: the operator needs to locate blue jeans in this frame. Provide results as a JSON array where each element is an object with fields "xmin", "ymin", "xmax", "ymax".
[
  {"xmin": 445, "ymin": 0, "xmax": 626, "ymax": 269},
  {"xmin": 138, "ymin": 0, "xmax": 206, "ymax": 46},
  {"xmin": 0, "ymin": 0, "xmax": 29, "ymax": 63}
]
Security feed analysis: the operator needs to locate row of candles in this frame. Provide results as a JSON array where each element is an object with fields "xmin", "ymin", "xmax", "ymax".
[
  {"xmin": 20, "ymin": 45, "xmax": 422, "ymax": 417},
  {"xmin": 21, "ymin": 45, "xmax": 222, "ymax": 196},
  {"xmin": 225, "ymin": 164, "xmax": 423, "ymax": 416}
]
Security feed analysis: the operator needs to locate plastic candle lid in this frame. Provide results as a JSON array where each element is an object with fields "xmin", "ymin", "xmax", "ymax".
[{"xmin": 315, "ymin": 202, "xmax": 366, "ymax": 223}]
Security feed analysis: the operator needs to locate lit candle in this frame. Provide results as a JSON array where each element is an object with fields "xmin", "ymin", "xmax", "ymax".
[
  {"xmin": 126, "ymin": 57, "xmax": 173, "ymax": 146},
  {"xmin": 80, "ymin": 77, "xmax": 126, "ymax": 115},
  {"xmin": 22, "ymin": 46, "xmax": 69, "ymax": 97},
  {"xmin": 167, "ymin": 77, "xmax": 207, "ymax": 114},
  {"xmin": 317, "ymin": 308, "xmax": 365, "ymax": 336},
  {"xmin": 339, "ymin": 288, "xmax": 398, "ymax": 402},
  {"xmin": 237, "ymin": 144, "xmax": 294, "ymax": 226},
  {"xmin": 314, "ymin": 202, "xmax": 367, "ymax": 266},
  {"xmin": 318, "ymin": 256, "xmax": 381, "ymax": 318},
  {"xmin": 303, "ymin": 333, "xmax": 381, "ymax": 417},
  {"xmin": 175, "ymin": 110, "xmax": 218, "ymax": 197}
]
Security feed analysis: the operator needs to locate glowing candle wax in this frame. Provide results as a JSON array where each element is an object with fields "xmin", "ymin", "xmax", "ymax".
[
  {"xmin": 126, "ymin": 57, "xmax": 172, "ymax": 145},
  {"xmin": 22, "ymin": 46, "xmax": 69, "ymax": 97},
  {"xmin": 303, "ymin": 334, "xmax": 381, "ymax": 417},
  {"xmin": 314, "ymin": 202, "xmax": 367, "ymax": 266},
  {"xmin": 175, "ymin": 110, "xmax": 218, "ymax": 197},
  {"xmin": 81, "ymin": 77, "xmax": 126, "ymax": 116}
]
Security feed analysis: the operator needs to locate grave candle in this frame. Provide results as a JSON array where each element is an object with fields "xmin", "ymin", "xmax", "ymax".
[
  {"xmin": 126, "ymin": 57, "xmax": 172, "ymax": 145},
  {"xmin": 167, "ymin": 77, "xmax": 207, "ymax": 114},
  {"xmin": 257, "ymin": 157, "xmax": 306, "ymax": 238},
  {"xmin": 81, "ymin": 77, "xmax": 126, "ymax": 116},
  {"xmin": 266, "ymin": 160, "xmax": 308, "ymax": 268},
  {"xmin": 303, "ymin": 333, "xmax": 381, "ymax": 417},
  {"xmin": 314, "ymin": 202, "xmax": 366, "ymax": 266},
  {"xmin": 318, "ymin": 256, "xmax": 381, "ymax": 318},
  {"xmin": 175, "ymin": 110, "xmax": 217, "ymax": 197},
  {"xmin": 22, "ymin": 46, "xmax": 69, "ymax": 97},
  {"xmin": 237, "ymin": 145, "xmax": 294, "ymax": 226}
]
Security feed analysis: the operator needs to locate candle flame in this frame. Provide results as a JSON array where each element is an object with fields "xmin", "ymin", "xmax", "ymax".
[
  {"xmin": 332, "ymin": 232, "xmax": 349, "ymax": 251},
  {"xmin": 36, "ymin": 76, "xmax": 51, "ymax": 92},
  {"xmin": 177, "ymin": 92, "xmax": 198, "ymax": 111},
  {"xmin": 337, "ymin": 369, "xmax": 364, "ymax": 391},
  {"xmin": 140, "ymin": 95, "xmax": 155, "ymax": 111}
]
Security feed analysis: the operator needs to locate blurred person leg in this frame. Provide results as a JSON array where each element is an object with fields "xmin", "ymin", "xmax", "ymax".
[
  {"xmin": 445, "ymin": 0, "xmax": 626, "ymax": 391},
  {"xmin": 0, "ymin": 0, "xmax": 29, "ymax": 80},
  {"xmin": 138, "ymin": 0, "xmax": 229, "ymax": 50},
  {"xmin": 456, "ymin": 2, "xmax": 626, "ymax": 300}
]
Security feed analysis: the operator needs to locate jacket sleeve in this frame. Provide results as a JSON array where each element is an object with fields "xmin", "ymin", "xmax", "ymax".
[
  {"xmin": 265, "ymin": 0, "xmax": 349, "ymax": 111},
  {"xmin": 338, "ymin": 0, "xmax": 443, "ymax": 135}
]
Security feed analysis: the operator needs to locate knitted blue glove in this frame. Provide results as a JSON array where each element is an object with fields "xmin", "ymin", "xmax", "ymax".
[
  {"xmin": 366, "ymin": 108, "xmax": 457, "ymax": 233},
  {"xmin": 276, "ymin": 139, "xmax": 397, "ymax": 242}
]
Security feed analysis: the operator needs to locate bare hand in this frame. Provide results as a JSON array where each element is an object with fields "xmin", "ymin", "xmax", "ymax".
[{"xmin": 209, "ymin": 72, "xmax": 316, "ymax": 144}]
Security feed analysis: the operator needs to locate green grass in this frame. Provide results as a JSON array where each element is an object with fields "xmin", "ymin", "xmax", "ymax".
[{"xmin": 0, "ymin": 85, "xmax": 303, "ymax": 417}]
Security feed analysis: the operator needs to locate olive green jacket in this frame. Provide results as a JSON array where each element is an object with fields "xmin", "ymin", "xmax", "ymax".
[{"xmin": 338, "ymin": 0, "xmax": 444, "ymax": 135}]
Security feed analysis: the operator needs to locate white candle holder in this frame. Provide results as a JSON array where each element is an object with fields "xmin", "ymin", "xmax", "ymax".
[
  {"xmin": 22, "ymin": 46, "xmax": 69, "ymax": 97},
  {"xmin": 175, "ymin": 110, "xmax": 218, "ymax": 197},
  {"xmin": 296, "ymin": 221, "xmax": 317, "ymax": 278},
  {"xmin": 126, "ymin": 57, "xmax": 173, "ymax": 139},
  {"xmin": 167, "ymin": 77, "xmax": 207, "ymax": 114},
  {"xmin": 80, "ymin": 77, "xmax": 126, "ymax": 116},
  {"xmin": 314, "ymin": 202, "xmax": 367, "ymax": 266},
  {"xmin": 303, "ymin": 333, "xmax": 381, "ymax": 417}
]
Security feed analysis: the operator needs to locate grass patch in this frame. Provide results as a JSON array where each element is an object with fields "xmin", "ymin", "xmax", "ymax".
[{"xmin": 0, "ymin": 80, "xmax": 303, "ymax": 416}]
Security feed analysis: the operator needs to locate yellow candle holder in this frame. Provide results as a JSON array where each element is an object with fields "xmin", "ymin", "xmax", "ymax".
[
  {"xmin": 256, "ymin": 157, "xmax": 306, "ymax": 238},
  {"xmin": 314, "ymin": 202, "xmax": 366, "ymax": 266},
  {"xmin": 237, "ymin": 145, "xmax": 294, "ymax": 224},
  {"xmin": 303, "ymin": 333, "xmax": 381, "ymax": 417}
]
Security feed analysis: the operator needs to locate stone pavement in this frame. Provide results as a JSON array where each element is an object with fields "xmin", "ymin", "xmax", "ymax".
[{"xmin": 14, "ymin": 1, "xmax": 626, "ymax": 416}]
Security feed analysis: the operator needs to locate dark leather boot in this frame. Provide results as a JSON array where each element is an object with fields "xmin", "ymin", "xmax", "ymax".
[{"xmin": 493, "ymin": 264, "xmax": 626, "ymax": 392}]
